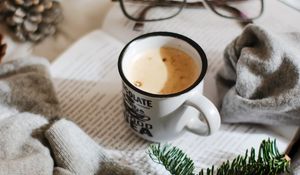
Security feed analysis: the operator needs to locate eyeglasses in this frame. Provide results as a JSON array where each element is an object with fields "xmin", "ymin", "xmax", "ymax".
[{"xmin": 113, "ymin": 0, "xmax": 264, "ymax": 30}]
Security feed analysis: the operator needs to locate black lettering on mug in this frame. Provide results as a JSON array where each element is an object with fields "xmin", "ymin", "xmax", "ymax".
[
  {"xmin": 130, "ymin": 122, "xmax": 138, "ymax": 132},
  {"xmin": 123, "ymin": 84, "xmax": 153, "ymax": 137},
  {"xmin": 139, "ymin": 127, "xmax": 153, "ymax": 137},
  {"xmin": 123, "ymin": 84, "xmax": 153, "ymax": 108},
  {"xmin": 137, "ymin": 120, "xmax": 143, "ymax": 127},
  {"xmin": 145, "ymin": 124, "xmax": 153, "ymax": 129}
]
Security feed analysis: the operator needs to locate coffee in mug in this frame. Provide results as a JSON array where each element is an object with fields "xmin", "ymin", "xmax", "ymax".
[
  {"xmin": 118, "ymin": 32, "xmax": 221, "ymax": 142},
  {"xmin": 126, "ymin": 47, "xmax": 200, "ymax": 95}
]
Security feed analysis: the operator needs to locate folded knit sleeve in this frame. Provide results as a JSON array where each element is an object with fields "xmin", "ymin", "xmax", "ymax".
[
  {"xmin": 0, "ymin": 58, "xmax": 143, "ymax": 175},
  {"xmin": 0, "ymin": 57, "xmax": 56, "ymax": 175},
  {"xmin": 219, "ymin": 24, "xmax": 300, "ymax": 126},
  {"xmin": 0, "ymin": 57, "xmax": 60, "ymax": 118}
]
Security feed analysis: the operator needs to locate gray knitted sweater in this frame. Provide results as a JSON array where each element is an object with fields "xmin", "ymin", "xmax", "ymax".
[
  {"xmin": 218, "ymin": 24, "xmax": 300, "ymax": 174},
  {"xmin": 0, "ymin": 57, "xmax": 140, "ymax": 175}
]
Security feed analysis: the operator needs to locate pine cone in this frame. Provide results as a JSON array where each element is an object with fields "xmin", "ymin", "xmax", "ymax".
[
  {"xmin": 0, "ymin": 33, "xmax": 7, "ymax": 63},
  {"xmin": 0, "ymin": 0, "xmax": 63, "ymax": 42}
]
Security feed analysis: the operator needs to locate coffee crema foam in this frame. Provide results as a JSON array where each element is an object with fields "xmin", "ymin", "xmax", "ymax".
[{"xmin": 127, "ymin": 47, "xmax": 200, "ymax": 95}]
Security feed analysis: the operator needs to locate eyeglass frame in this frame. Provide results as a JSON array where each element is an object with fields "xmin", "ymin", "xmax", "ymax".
[{"xmin": 112, "ymin": 0, "xmax": 264, "ymax": 23}]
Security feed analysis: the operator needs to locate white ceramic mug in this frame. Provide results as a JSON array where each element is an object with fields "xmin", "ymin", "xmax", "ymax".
[{"xmin": 118, "ymin": 32, "xmax": 221, "ymax": 142}]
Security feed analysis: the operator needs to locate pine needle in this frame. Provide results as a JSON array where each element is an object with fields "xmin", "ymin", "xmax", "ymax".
[
  {"xmin": 147, "ymin": 139, "xmax": 291, "ymax": 175},
  {"xmin": 147, "ymin": 144, "xmax": 195, "ymax": 175}
]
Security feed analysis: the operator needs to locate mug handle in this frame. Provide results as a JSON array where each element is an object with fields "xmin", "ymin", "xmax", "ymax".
[{"xmin": 183, "ymin": 95, "xmax": 221, "ymax": 135}]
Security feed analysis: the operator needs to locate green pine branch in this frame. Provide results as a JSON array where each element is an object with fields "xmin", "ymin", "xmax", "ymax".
[
  {"xmin": 147, "ymin": 139, "xmax": 291, "ymax": 175},
  {"xmin": 148, "ymin": 144, "xmax": 195, "ymax": 175}
]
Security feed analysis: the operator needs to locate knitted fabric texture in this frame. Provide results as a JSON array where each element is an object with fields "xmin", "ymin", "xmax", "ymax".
[
  {"xmin": 219, "ymin": 24, "xmax": 300, "ymax": 126},
  {"xmin": 0, "ymin": 57, "xmax": 140, "ymax": 175}
]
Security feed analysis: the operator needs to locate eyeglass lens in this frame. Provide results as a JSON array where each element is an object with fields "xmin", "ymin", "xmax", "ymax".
[
  {"xmin": 206, "ymin": 0, "xmax": 263, "ymax": 20},
  {"xmin": 122, "ymin": 0, "xmax": 185, "ymax": 21}
]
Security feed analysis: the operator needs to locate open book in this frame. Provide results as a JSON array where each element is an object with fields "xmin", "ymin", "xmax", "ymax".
[{"xmin": 50, "ymin": 1, "xmax": 300, "ymax": 174}]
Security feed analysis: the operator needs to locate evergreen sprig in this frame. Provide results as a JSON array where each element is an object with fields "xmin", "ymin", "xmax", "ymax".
[
  {"xmin": 148, "ymin": 144, "xmax": 195, "ymax": 175},
  {"xmin": 147, "ymin": 139, "xmax": 291, "ymax": 175}
]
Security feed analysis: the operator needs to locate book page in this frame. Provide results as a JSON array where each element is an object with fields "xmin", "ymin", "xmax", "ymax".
[
  {"xmin": 51, "ymin": 30, "xmax": 295, "ymax": 174},
  {"xmin": 279, "ymin": 0, "xmax": 300, "ymax": 11}
]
